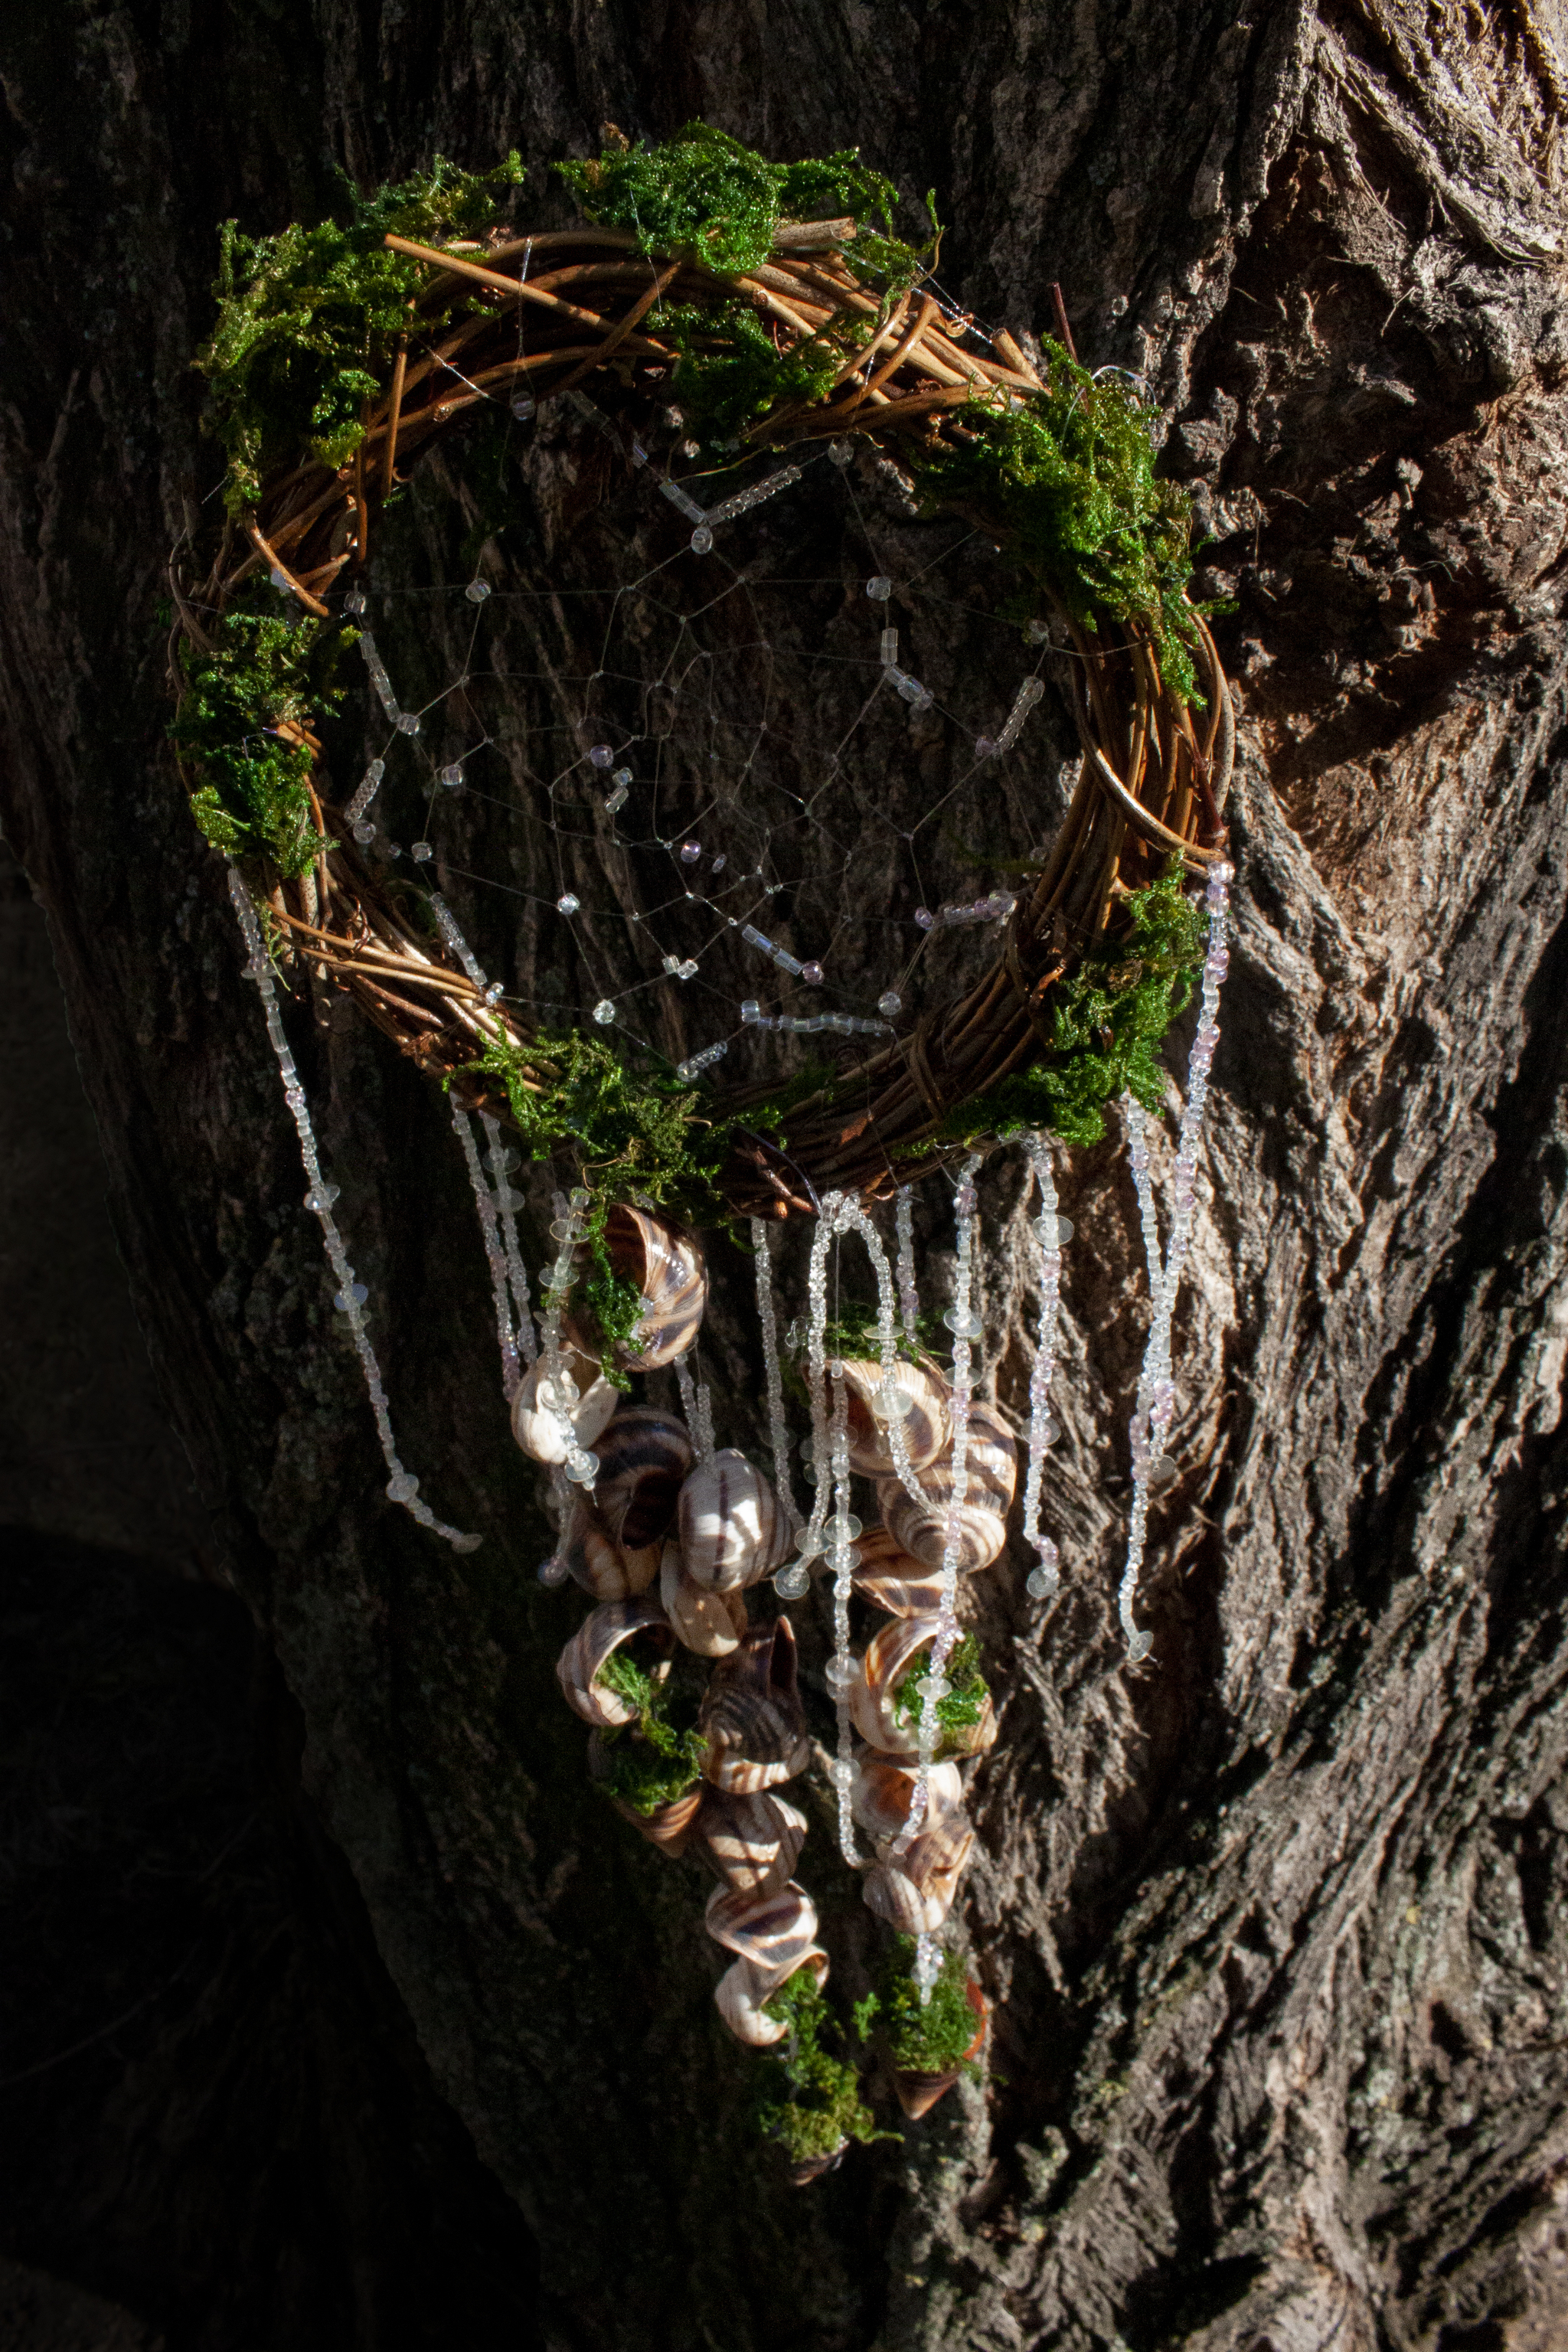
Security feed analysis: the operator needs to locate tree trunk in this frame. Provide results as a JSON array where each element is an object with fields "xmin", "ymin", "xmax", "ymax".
[{"xmin": 3, "ymin": 6, "xmax": 1566, "ymax": 2349}]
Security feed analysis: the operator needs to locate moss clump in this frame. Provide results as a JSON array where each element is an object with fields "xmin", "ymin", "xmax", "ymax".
[
  {"xmin": 933, "ymin": 864, "xmax": 1207, "ymax": 1151},
  {"xmin": 752, "ymin": 1964, "xmax": 895, "ymax": 2166},
  {"xmin": 910, "ymin": 358, "xmax": 1200, "ymax": 698},
  {"xmin": 596, "ymin": 1650, "xmax": 706, "ymax": 1816},
  {"xmin": 892, "ymin": 1631, "xmax": 988, "ymax": 1745},
  {"xmin": 855, "ymin": 1937, "xmax": 984, "ymax": 2078},
  {"xmin": 199, "ymin": 155, "xmax": 524, "ymax": 509},
  {"xmin": 782, "ymin": 1299, "xmax": 943, "ymax": 1370},
  {"xmin": 169, "ymin": 596, "xmax": 358, "ymax": 874},
  {"xmin": 651, "ymin": 296, "xmax": 853, "ymax": 442},
  {"xmin": 557, "ymin": 121, "xmax": 907, "ymax": 277}
]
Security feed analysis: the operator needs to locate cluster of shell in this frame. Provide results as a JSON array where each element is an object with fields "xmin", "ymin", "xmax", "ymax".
[{"xmin": 514, "ymin": 1209, "xmax": 833, "ymax": 2163}]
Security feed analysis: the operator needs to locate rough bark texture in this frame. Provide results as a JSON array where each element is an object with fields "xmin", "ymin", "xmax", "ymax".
[{"xmin": 3, "ymin": 5, "xmax": 1567, "ymax": 2348}]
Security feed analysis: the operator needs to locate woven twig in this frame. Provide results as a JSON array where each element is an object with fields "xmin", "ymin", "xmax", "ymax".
[{"xmin": 178, "ymin": 221, "xmax": 1232, "ymax": 1220}]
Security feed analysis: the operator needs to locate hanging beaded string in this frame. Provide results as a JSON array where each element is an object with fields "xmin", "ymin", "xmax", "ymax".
[
  {"xmin": 675, "ymin": 1350, "xmax": 717, "ymax": 1462},
  {"xmin": 782, "ymin": 1205, "xmax": 840, "ymax": 1586},
  {"xmin": 751, "ymin": 1217, "xmax": 800, "ymax": 1535},
  {"xmin": 894, "ymin": 1187, "xmax": 920, "ymax": 1348},
  {"xmin": 479, "ymin": 1114, "xmax": 537, "ymax": 1367},
  {"xmin": 537, "ymin": 1188, "xmax": 599, "ymax": 1493},
  {"xmin": 831, "ymin": 1195, "xmax": 929, "ymax": 1504},
  {"xmin": 1116, "ymin": 861, "xmax": 1234, "ymax": 1663},
  {"xmin": 451, "ymin": 1102, "xmax": 521, "ymax": 1401},
  {"xmin": 226, "ymin": 868, "xmax": 478, "ymax": 1551},
  {"xmin": 893, "ymin": 1150, "xmax": 984, "ymax": 1998},
  {"xmin": 823, "ymin": 1357, "xmax": 864, "ymax": 1866},
  {"xmin": 1020, "ymin": 1134, "xmax": 1066, "ymax": 1602}
]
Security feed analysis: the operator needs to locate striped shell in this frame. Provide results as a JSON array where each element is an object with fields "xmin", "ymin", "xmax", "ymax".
[
  {"xmin": 558, "ymin": 1497, "xmax": 661, "ymax": 1601},
  {"xmin": 851, "ymin": 1753, "xmax": 964, "ymax": 1847},
  {"xmin": 705, "ymin": 1877, "xmax": 819, "ymax": 1973},
  {"xmin": 848, "ymin": 1614, "xmax": 998, "ymax": 1762},
  {"xmin": 695, "ymin": 1789, "xmax": 807, "ymax": 1896},
  {"xmin": 510, "ymin": 1349, "xmax": 619, "ymax": 1466},
  {"xmin": 861, "ymin": 1811, "xmax": 975, "ymax": 1934},
  {"xmin": 659, "ymin": 1541, "xmax": 749, "ymax": 1656},
  {"xmin": 598, "ymin": 1769, "xmax": 705, "ymax": 1858},
  {"xmin": 840, "ymin": 1357, "xmax": 952, "ymax": 1478},
  {"xmin": 851, "ymin": 1527, "xmax": 949, "ymax": 1619},
  {"xmin": 562, "ymin": 1205, "xmax": 707, "ymax": 1371},
  {"xmin": 678, "ymin": 1449, "xmax": 789, "ymax": 1591},
  {"xmin": 714, "ymin": 1946, "xmax": 828, "ymax": 2048},
  {"xmin": 590, "ymin": 1406, "xmax": 694, "ymax": 1554},
  {"xmin": 700, "ymin": 1615, "xmax": 811, "ymax": 1793},
  {"xmin": 556, "ymin": 1595, "xmax": 671, "ymax": 1728},
  {"xmin": 876, "ymin": 1402, "xmax": 1018, "ymax": 1573}
]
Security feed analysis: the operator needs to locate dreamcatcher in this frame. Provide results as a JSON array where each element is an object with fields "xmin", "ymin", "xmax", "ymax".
[{"xmin": 172, "ymin": 126, "xmax": 1234, "ymax": 2178}]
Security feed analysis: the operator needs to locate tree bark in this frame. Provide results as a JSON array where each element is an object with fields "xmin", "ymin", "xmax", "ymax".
[{"xmin": 2, "ymin": 5, "xmax": 1566, "ymax": 2348}]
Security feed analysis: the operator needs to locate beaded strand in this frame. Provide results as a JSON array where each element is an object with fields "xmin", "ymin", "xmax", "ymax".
[{"xmin": 1020, "ymin": 1133, "xmax": 1065, "ymax": 1602}]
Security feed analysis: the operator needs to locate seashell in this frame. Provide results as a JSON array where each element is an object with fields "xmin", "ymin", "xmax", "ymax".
[
  {"xmin": 590, "ymin": 1406, "xmax": 695, "ymax": 1553},
  {"xmin": 559, "ymin": 1496, "xmax": 662, "ymax": 1600},
  {"xmin": 510, "ymin": 1348, "xmax": 619, "ymax": 1465},
  {"xmin": 862, "ymin": 1811, "xmax": 974, "ymax": 1934},
  {"xmin": 848, "ymin": 1615, "xmax": 998, "ymax": 1761},
  {"xmin": 700, "ymin": 1615, "xmax": 812, "ymax": 1792},
  {"xmin": 839, "ymin": 1356, "xmax": 952, "ymax": 1478},
  {"xmin": 696, "ymin": 1789, "xmax": 807, "ymax": 1896},
  {"xmin": 678, "ymin": 1449, "xmax": 789, "ymax": 1590},
  {"xmin": 876, "ymin": 1403, "xmax": 1017, "ymax": 1572},
  {"xmin": 556, "ymin": 1595, "xmax": 672, "ymax": 1728},
  {"xmin": 851, "ymin": 1527, "xmax": 950, "ymax": 1618},
  {"xmin": 894, "ymin": 1980, "xmax": 987, "ymax": 2119},
  {"xmin": 714, "ymin": 1945, "xmax": 829, "ymax": 2048},
  {"xmin": 659, "ymin": 1541, "xmax": 748, "ymax": 1655},
  {"xmin": 705, "ymin": 1877, "xmax": 819, "ymax": 1972},
  {"xmin": 851, "ymin": 1753, "xmax": 963, "ymax": 1847},
  {"xmin": 561, "ymin": 1205, "xmax": 707, "ymax": 1370},
  {"xmin": 788, "ymin": 2144, "xmax": 848, "ymax": 2186}
]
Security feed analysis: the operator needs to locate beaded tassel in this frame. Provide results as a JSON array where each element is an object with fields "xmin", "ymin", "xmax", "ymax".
[
  {"xmin": 896, "ymin": 1152, "xmax": 983, "ymax": 2000},
  {"xmin": 823, "ymin": 1359, "xmax": 863, "ymax": 1866},
  {"xmin": 831, "ymin": 1196, "xmax": 928, "ymax": 1506},
  {"xmin": 1020, "ymin": 1134, "xmax": 1065, "ymax": 1601},
  {"xmin": 1116, "ymin": 862, "xmax": 1234, "ymax": 1662},
  {"xmin": 895, "ymin": 1187, "xmax": 920, "ymax": 1347},
  {"xmin": 480, "ymin": 1115, "xmax": 537, "ymax": 1366},
  {"xmin": 227, "ymin": 868, "xmax": 478, "ymax": 1552},
  {"xmin": 751, "ymin": 1218, "xmax": 800, "ymax": 1534},
  {"xmin": 452, "ymin": 1102, "xmax": 520, "ymax": 1400},
  {"xmin": 675, "ymin": 1351, "xmax": 717, "ymax": 1462},
  {"xmin": 537, "ymin": 1188, "xmax": 598, "ymax": 1491}
]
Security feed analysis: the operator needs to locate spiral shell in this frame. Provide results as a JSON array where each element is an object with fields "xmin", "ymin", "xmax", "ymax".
[
  {"xmin": 659, "ymin": 1541, "xmax": 748, "ymax": 1656},
  {"xmin": 590, "ymin": 1406, "xmax": 694, "ymax": 1554},
  {"xmin": 559, "ymin": 1497, "xmax": 662, "ymax": 1600},
  {"xmin": 561, "ymin": 1205, "xmax": 707, "ymax": 1370},
  {"xmin": 851, "ymin": 1527, "xmax": 949, "ymax": 1619},
  {"xmin": 848, "ymin": 1615, "xmax": 998, "ymax": 1762},
  {"xmin": 714, "ymin": 1946, "xmax": 828, "ymax": 2048},
  {"xmin": 700, "ymin": 1615, "xmax": 811, "ymax": 1792},
  {"xmin": 510, "ymin": 1349, "xmax": 619, "ymax": 1466},
  {"xmin": 862, "ymin": 1811, "xmax": 975, "ymax": 1934},
  {"xmin": 678, "ymin": 1449, "xmax": 789, "ymax": 1591},
  {"xmin": 696, "ymin": 1789, "xmax": 808, "ymax": 1897},
  {"xmin": 876, "ymin": 1402, "xmax": 1018, "ymax": 1573},
  {"xmin": 589, "ymin": 1744, "xmax": 705, "ymax": 1857},
  {"xmin": 839, "ymin": 1357, "xmax": 952, "ymax": 1478},
  {"xmin": 556, "ymin": 1596, "xmax": 672, "ymax": 1728},
  {"xmin": 851, "ymin": 1753, "xmax": 964, "ymax": 1847},
  {"xmin": 705, "ymin": 1877, "xmax": 819, "ymax": 1973}
]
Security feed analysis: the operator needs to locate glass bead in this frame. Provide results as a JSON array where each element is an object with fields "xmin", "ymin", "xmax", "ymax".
[
  {"xmin": 269, "ymin": 566, "xmax": 290, "ymax": 591},
  {"xmin": 679, "ymin": 841, "xmax": 701, "ymax": 864},
  {"xmin": 593, "ymin": 999, "xmax": 616, "ymax": 1024},
  {"xmin": 450, "ymin": 1532, "xmax": 483, "ymax": 1555},
  {"xmin": 1026, "ymin": 1564, "xmax": 1059, "ymax": 1599},
  {"xmin": 1126, "ymin": 1630, "xmax": 1154, "ymax": 1664},
  {"xmin": 1025, "ymin": 618, "xmax": 1049, "ymax": 644},
  {"xmin": 828, "ymin": 439, "xmax": 854, "ymax": 466},
  {"xmin": 304, "ymin": 1183, "xmax": 341, "ymax": 1210},
  {"xmin": 557, "ymin": 893, "xmax": 580, "ymax": 915},
  {"xmin": 866, "ymin": 576, "xmax": 892, "ymax": 601},
  {"xmin": 823, "ymin": 1655, "xmax": 861, "ymax": 1696},
  {"xmin": 1146, "ymin": 1455, "xmax": 1180, "ymax": 1494},
  {"xmin": 924, "ymin": 1674, "xmax": 950, "ymax": 1701},
  {"xmin": 773, "ymin": 1560, "xmax": 812, "ymax": 1600},
  {"xmin": 877, "ymin": 990, "xmax": 902, "ymax": 1017},
  {"xmin": 511, "ymin": 394, "xmax": 537, "ymax": 422},
  {"xmin": 564, "ymin": 1453, "xmax": 597, "ymax": 1485},
  {"xmin": 943, "ymin": 1308, "xmax": 984, "ymax": 1339},
  {"xmin": 588, "ymin": 744, "xmax": 613, "ymax": 769},
  {"xmin": 345, "ymin": 588, "xmax": 367, "ymax": 616},
  {"xmin": 352, "ymin": 821, "xmax": 376, "ymax": 844},
  {"xmin": 870, "ymin": 1382, "xmax": 914, "ymax": 1422},
  {"xmin": 740, "ymin": 999, "xmax": 761, "ymax": 1023},
  {"xmin": 569, "ymin": 1187, "xmax": 592, "ymax": 1207},
  {"xmin": 710, "ymin": 854, "xmax": 726, "ymax": 873},
  {"xmin": 333, "ymin": 1281, "xmax": 368, "ymax": 1311},
  {"xmin": 385, "ymin": 1472, "xmax": 420, "ymax": 1503},
  {"xmin": 411, "ymin": 841, "xmax": 433, "ymax": 862},
  {"xmin": 975, "ymin": 735, "xmax": 998, "ymax": 759},
  {"xmin": 1054, "ymin": 1215, "xmax": 1074, "ymax": 1243},
  {"xmin": 537, "ymin": 1554, "xmax": 569, "ymax": 1586},
  {"xmin": 831, "ymin": 1513, "xmax": 863, "ymax": 1542},
  {"xmin": 439, "ymin": 763, "xmax": 464, "ymax": 789},
  {"xmin": 690, "ymin": 526, "xmax": 714, "ymax": 554},
  {"xmin": 465, "ymin": 579, "xmax": 492, "ymax": 603},
  {"xmin": 482, "ymin": 982, "xmax": 504, "ymax": 1004},
  {"xmin": 396, "ymin": 712, "xmax": 420, "ymax": 735},
  {"xmin": 605, "ymin": 784, "xmax": 629, "ymax": 815},
  {"xmin": 914, "ymin": 907, "xmax": 935, "ymax": 930},
  {"xmin": 801, "ymin": 961, "xmax": 824, "ymax": 985}
]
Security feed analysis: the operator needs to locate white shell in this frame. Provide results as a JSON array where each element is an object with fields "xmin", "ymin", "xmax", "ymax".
[
  {"xmin": 851, "ymin": 1527, "xmax": 949, "ymax": 1617},
  {"xmin": 678, "ymin": 1449, "xmax": 789, "ymax": 1590},
  {"xmin": 839, "ymin": 1357, "xmax": 951, "ymax": 1478},
  {"xmin": 848, "ymin": 1614, "xmax": 997, "ymax": 1761},
  {"xmin": 700, "ymin": 1616, "xmax": 811, "ymax": 1792},
  {"xmin": 862, "ymin": 1812, "xmax": 974, "ymax": 1933},
  {"xmin": 704, "ymin": 1877, "xmax": 818, "ymax": 1972},
  {"xmin": 851, "ymin": 1753, "xmax": 964, "ymax": 1847},
  {"xmin": 714, "ymin": 1946, "xmax": 828, "ymax": 2047},
  {"xmin": 555, "ymin": 1595, "xmax": 671, "ymax": 1727},
  {"xmin": 659, "ymin": 1541, "xmax": 748, "ymax": 1656},
  {"xmin": 560, "ymin": 1498, "xmax": 662, "ymax": 1601},
  {"xmin": 510, "ymin": 1350, "xmax": 619, "ymax": 1465},
  {"xmin": 876, "ymin": 1403, "xmax": 1017, "ymax": 1570},
  {"xmin": 697, "ymin": 1790, "xmax": 807, "ymax": 1896}
]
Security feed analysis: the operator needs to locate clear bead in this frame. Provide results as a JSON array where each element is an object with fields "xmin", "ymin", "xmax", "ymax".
[
  {"xmin": 1146, "ymin": 1455, "xmax": 1180, "ymax": 1494},
  {"xmin": 411, "ymin": 841, "xmax": 433, "ymax": 862},
  {"xmin": 1054, "ymin": 1216, "xmax": 1074, "ymax": 1243},
  {"xmin": 690, "ymin": 525, "xmax": 714, "ymax": 554},
  {"xmin": 439, "ymin": 763, "xmax": 464, "ymax": 789},
  {"xmin": 1026, "ymin": 1563, "xmax": 1059, "ymax": 1600},
  {"xmin": 303, "ymin": 1183, "xmax": 341, "ymax": 1210},
  {"xmin": 914, "ymin": 907, "xmax": 935, "ymax": 930},
  {"xmin": 942, "ymin": 1308, "xmax": 984, "ymax": 1339},
  {"xmin": 801, "ymin": 961, "xmax": 824, "ymax": 985},
  {"xmin": 828, "ymin": 439, "xmax": 854, "ymax": 466},
  {"xmin": 465, "ymin": 580, "xmax": 491, "ymax": 603},
  {"xmin": 352, "ymin": 820, "xmax": 376, "ymax": 844},
  {"xmin": 537, "ymin": 1554, "xmax": 569, "ymax": 1586},
  {"xmin": 975, "ymin": 735, "xmax": 998, "ymax": 759},
  {"xmin": 396, "ymin": 712, "xmax": 420, "ymax": 735},
  {"xmin": 557, "ymin": 893, "xmax": 580, "ymax": 915},
  {"xmin": 511, "ymin": 394, "xmax": 537, "ymax": 422},
  {"xmin": 831, "ymin": 1512, "xmax": 863, "ymax": 1542},
  {"xmin": 334, "ymin": 1282, "xmax": 368, "ymax": 1310},
  {"xmin": 877, "ymin": 990, "xmax": 902, "ymax": 1017},
  {"xmin": 564, "ymin": 1452, "xmax": 597, "ymax": 1485},
  {"xmin": 773, "ymin": 1560, "xmax": 812, "ymax": 1600},
  {"xmin": 679, "ymin": 841, "xmax": 701, "ymax": 863},
  {"xmin": 866, "ymin": 576, "xmax": 892, "ymax": 601},
  {"xmin": 824, "ymin": 1654, "xmax": 861, "ymax": 1696},
  {"xmin": 385, "ymin": 1472, "xmax": 420, "ymax": 1503},
  {"xmin": 588, "ymin": 745, "xmax": 613, "ymax": 768},
  {"xmin": 593, "ymin": 999, "xmax": 616, "ymax": 1024},
  {"xmin": 870, "ymin": 1382, "xmax": 914, "ymax": 1422}
]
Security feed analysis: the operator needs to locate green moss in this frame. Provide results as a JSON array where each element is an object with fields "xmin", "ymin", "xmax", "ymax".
[
  {"xmin": 752, "ymin": 1963, "xmax": 896, "ymax": 2165},
  {"xmin": 931, "ymin": 864, "xmax": 1207, "ymax": 1151},
  {"xmin": 652, "ymin": 296, "xmax": 853, "ymax": 441},
  {"xmin": 856, "ymin": 1937, "xmax": 983, "ymax": 2078},
  {"xmin": 200, "ymin": 155, "xmax": 524, "ymax": 510},
  {"xmin": 596, "ymin": 1651, "xmax": 706, "ymax": 1817},
  {"xmin": 892, "ymin": 1631, "xmax": 987, "ymax": 1743},
  {"xmin": 783, "ymin": 1299, "xmax": 943, "ymax": 1370},
  {"xmin": 909, "ymin": 358, "xmax": 1201, "ymax": 699},
  {"xmin": 557, "ymin": 121, "xmax": 906, "ymax": 277},
  {"xmin": 169, "ymin": 596, "xmax": 358, "ymax": 874}
]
